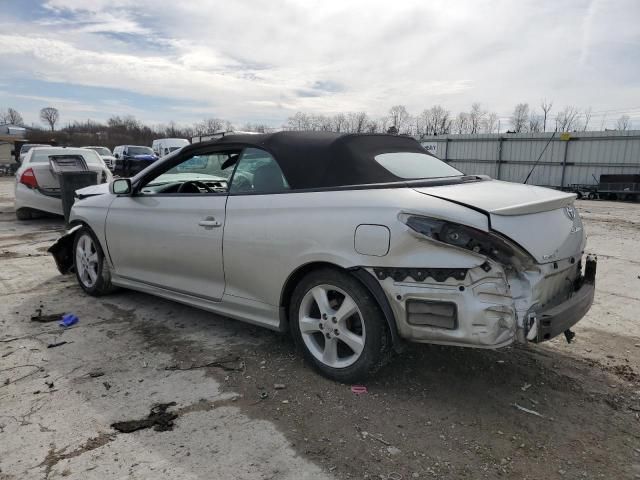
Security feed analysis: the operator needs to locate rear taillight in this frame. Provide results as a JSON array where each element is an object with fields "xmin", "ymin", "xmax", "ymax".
[{"xmin": 19, "ymin": 168, "xmax": 38, "ymax": 188}]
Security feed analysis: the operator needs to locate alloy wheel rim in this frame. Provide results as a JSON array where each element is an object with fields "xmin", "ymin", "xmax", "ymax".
[
  {"xmin": 299, "ymin": 284, "xmax": 366, "ymax": 369},
  {"xmin": 75, "ymin": 234, "xmax": 98, "ymax": 288}
]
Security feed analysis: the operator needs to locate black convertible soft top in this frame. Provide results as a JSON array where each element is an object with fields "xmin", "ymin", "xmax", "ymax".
[{"xmin": 208, "ymin": 131, "xmax": 432, "ymax": 189}]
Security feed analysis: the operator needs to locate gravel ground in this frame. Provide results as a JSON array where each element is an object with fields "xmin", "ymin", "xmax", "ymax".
[{"xmin": 1, "ymin": 176, "xmax": 639, "ymax": 480}]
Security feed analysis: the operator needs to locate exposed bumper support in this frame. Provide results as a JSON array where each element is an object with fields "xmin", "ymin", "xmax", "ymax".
[{"xmin": 533, "ymin": 255, "xmax": 597, "ymax": 342}]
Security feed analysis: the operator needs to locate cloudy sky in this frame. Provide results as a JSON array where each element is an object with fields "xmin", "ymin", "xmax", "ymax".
[{"xmin": 0, "ymin": 0, "xmax": 638, "ymax": 129}]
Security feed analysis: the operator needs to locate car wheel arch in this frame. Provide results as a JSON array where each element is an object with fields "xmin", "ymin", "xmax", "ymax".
[
  {"xmin": 279, "ymin": 262, "xmax": 402, "ymax": 351},
  {"xmin": 50, "ymin": 220, "xmax": 107, "ymax": 274}
]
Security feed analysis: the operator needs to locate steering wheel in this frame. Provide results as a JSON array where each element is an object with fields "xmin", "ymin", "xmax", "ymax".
[{"xmin": 177, "ymin": 180, "xmax": 213, "ymax": 194}]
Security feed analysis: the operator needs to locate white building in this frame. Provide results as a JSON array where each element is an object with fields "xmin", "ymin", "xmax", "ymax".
[{"xmin": 0, "ymin": 124, "xmax": 27, "ymax": 166}]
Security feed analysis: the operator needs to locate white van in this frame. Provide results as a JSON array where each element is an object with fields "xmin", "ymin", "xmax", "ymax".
[{"xmin": 152, "ymin": 138, "xmax": 189, "ymax": 157}]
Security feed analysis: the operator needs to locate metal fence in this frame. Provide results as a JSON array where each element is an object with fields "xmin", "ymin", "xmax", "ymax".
[{"xmin": 420, "ymin": 130, "xmax": 640, "ymax": 188}]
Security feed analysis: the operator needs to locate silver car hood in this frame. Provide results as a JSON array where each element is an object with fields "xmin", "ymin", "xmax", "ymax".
[
  {"xmin": 414, "ymin": 180, "xmax": 584, "ymax": 263},
  {"xmin": 76, "ymin": 183, "xmax": 110, "ymax": 198}
]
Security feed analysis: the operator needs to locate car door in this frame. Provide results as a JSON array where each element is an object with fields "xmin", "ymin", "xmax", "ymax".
[
  {"xmin": 105, "ymin": 147, "xmax": 240, "ymax": 301},
  {"xmin": 223, "ymin": 147, "xmax": 293, "ymax": 305}
]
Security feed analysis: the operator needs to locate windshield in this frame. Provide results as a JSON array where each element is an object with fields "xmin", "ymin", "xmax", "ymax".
[
  {"xmin": 86, "ymin": 147, "xmax": 111, "ymax": 156},
  {"xmin": 127, "ymin": 146, "xmax": 154, "ymax": 156},
  {"xmin": 374, "ymin": 152, "xmax": 463, "ymax": 179},
  {"xmin": 147, "ymin": 152, "xmax": 238, "ymax": 186}
]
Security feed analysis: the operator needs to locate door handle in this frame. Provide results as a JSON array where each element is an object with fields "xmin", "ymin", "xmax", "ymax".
[{"xmin": 198, "ymin": 217, "xmax": 222, "ymax": 228}]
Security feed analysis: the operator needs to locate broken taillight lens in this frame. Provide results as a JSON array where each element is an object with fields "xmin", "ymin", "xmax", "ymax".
[
  {"xmin": 400, "ymin": 214, "xmax": 535, "ymax": 268},
  {"xmin": 19, "ymin": 168, "xmax": 38, "ymax": 189}
]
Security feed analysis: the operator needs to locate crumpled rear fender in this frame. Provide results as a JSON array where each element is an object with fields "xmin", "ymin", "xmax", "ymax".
[{"xmin": 47, "ymin": 225, "xmax": 82, "ymax": 274}]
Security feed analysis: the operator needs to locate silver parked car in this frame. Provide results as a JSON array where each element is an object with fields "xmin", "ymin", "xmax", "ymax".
[
  {"xmin": 49, "ymin": 132, "xmax": 596, "ymax": 382},
  {"xmin": 82, "ymin": 146, "xmax": 117, "ymax": 171}
]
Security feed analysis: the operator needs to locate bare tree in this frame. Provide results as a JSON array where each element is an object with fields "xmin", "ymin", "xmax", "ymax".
[
  {"xmin": 331, "ymin": 113, "xmax": 348, "ymax": 133},
  {"xmin": 418, "ymin": 105, "xmax": 452, "ymax": 136},
  {"xmin": 483, "ymin": 112, "xmax": 499, "ymax": 133},
  {"xmin": 40, "ymin": 107, "xmax": 60, "ymax": 131},
  {"xmin": 511, "ymin": 103, "xmax": 529, "ymax": 133},
  {"xmin": 615, "ymin": 114, "xmax": 631, "ymax": 131},
  {"xmin": 193, "ymin": 118, "xmax": 228, "ymax": 135},
  {"xmin": 388, "ymin": 105, "xmax": 410, "ymax": 134},
  {"xmin": 555, "ymin": 106, "xmax": 580, "ymax": 131},
  {"xmin": 453, "ymin": 112, "xmax": 471, "ymax": 134},
  {"xmin": 528, "ymin": 112, "xmax": 543, "ymax": 133},
  {"xmin": 242, "ymin": 122, "xmax": 270, "ymax": 133},
  {"xmin": 540, "ymin": 99, "xmax": 553, "ymax": 132},
  {"xmin": 582, "ymin": 107, "xmax": 592, "ymax": 131},
  {"xmin": 1, "ymin": 107, "xmax": 24, "ymax": 125},
  {"xmin": 346, "ymin": 112, "xmax": 370, "ymax": 133},
  {"xmin": 469, "ymin": 103, "xmax": 486, "ymax": 134}
]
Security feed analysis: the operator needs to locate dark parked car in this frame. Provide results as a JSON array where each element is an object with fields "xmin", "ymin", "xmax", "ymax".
[{"xmin": 112, "ymin": 145, "xmax": 159, "ymax": 177}]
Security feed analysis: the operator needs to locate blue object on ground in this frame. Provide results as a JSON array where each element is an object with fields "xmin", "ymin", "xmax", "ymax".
[{"xmin": 59, "ymin": 313, "xmax": 79, "ymax": 328}]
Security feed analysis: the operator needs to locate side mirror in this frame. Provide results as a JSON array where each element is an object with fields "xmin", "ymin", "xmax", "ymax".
[
  {"xmin": 10, "ymin": 150, "xmax": 15, "ymax": 156},
  {"xmin": 110, "ymin": 178, "xmax": 132, "ymax": 195}
]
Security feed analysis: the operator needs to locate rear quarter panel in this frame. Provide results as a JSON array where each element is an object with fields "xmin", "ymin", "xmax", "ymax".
[{"xmin": 223, "ymin": 187, "xmax": 489, "ymax": 306}]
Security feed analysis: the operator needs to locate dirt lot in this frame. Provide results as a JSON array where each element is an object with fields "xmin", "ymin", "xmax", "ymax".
[{"xmin": 1, "ymin": 176, "xmax": 639, "ymax": 479}]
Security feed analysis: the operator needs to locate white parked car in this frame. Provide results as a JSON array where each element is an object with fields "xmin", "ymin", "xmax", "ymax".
[
  {"xmin": 15, "ymin": 147, "xmax": 112, "ymax": 220},
  {"xmin": 152, "ymin": 138, "xmax": 189, "ymax": 157},
  {"xmin": 83, "ymin": 146, "xmax": 116, "ymax": 171},
  {"xmin": 18, "ymin": 143, "xmax": 49, "ymax": 163},
  {"xmin": 49, "ymin": 132, "xmax": 596, "ymax": 382}
]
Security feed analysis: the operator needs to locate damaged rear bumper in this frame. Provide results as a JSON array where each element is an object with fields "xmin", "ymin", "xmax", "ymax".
[
  {"xmin": 370, "ymin": 255, "xmax": 597, "ymax": 349},
  {"xmin": 530, "ymin": 255, "xmax": 596, "ymax": 342}
]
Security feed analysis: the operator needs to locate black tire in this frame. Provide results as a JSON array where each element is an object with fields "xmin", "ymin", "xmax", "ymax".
[
  {"xmin": 72, "ymin": 227, "xmax": 117, "ymax": 296},
  {"xmin": 289, "ymin": 268, "xmax": 391, "ymax": 383},
  {"xmin": 15, "ymin": 208, "xmax": 33, "ymax": 220}
]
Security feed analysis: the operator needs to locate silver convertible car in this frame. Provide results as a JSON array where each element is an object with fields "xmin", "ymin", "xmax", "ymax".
[{"xmin": 49, "ymin": 132, "xmax": 596, "ymax": 382}]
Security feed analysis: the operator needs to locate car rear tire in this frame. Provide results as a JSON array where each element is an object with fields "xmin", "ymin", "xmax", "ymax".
[
  {"xmin": 73, "ymin": 227, "xmax": 116, "ymax": 296},
  {"xmin": 289, "ymin": 268, "xmax": 391, "ymax": 383},
  {"xmin": 15, "ymin": 208, "xmax": 33, "ymax": 220}
]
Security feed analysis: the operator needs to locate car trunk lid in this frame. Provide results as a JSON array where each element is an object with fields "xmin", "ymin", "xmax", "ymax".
[
  {"xmin": 413, "ymin": 180, "xmax": 584, "ymax": 263},
  {"xmin": 31, "ymin": 154, "xmax": 102, "ymax": 196}
]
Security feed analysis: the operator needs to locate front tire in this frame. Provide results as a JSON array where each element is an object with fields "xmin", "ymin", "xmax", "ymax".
[
  {"xmin": 290, "ymin": 268, "xmax": 390, "ymax": 383},
  {"xmin": 73, "ymin": 227, "xmax": 116, "ymax": 296}
]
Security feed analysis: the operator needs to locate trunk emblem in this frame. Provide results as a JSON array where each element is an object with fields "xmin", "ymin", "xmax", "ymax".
[{"xmin": 564, "ymin": 206, "xmax": 576, "ymax": 221}]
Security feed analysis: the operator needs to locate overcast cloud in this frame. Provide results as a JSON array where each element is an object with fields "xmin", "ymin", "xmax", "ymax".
[{"xmin": 0, "ymin": 0, "xmax": 638, "ymax": 128}]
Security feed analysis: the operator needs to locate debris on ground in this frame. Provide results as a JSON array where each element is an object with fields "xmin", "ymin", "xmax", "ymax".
[
  {"xmin": 59, "ymin": 313, "xmax": 79, "ymax": 328},
  {"xmin": 111, "ymin": 402, "xmax": 178, "ymax": 433},
  {"xmin": 521, "ymin": 383, "xmax": 532, "ymax": 391},
  {"xmin": 102, "ymin": 381, "xmax": 111, "ymax": 390},
  {"xmin": 164, "ymin": 356, "xmax": 243, "ymax": 372},
  {"xmin": 387, "ymin": 446, "xmax": 402, "ymax": 456},
  {"xmin": 351, "ymin": 385, "xmax": 368, "ymax": 395},
  {"xmin": 30, "ymin": 309, "xmax": 64, "ymax": 323},
  {"xmin": 274, "ymin": 383, "xmax": 286, "ymax": 390},
  {"xmin": 47, "ymin": 341, "xmax": 68, "ymax": 349},
  {"xmin": 88, "ymin": 370, "xmax": 104, "ymax": 378},
  {"xmin": 513, "ymin": 403, "xmax": 544, "ymax": 418}
]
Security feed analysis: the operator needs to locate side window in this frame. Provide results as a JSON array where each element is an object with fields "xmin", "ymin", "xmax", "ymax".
[
  {"xmin": 139, "ymin": 150, "xmax": 240, "ymax": 195},
  {"xmin": 230, "ymin": 148, "xmax": 289, "ymax": 194}
]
